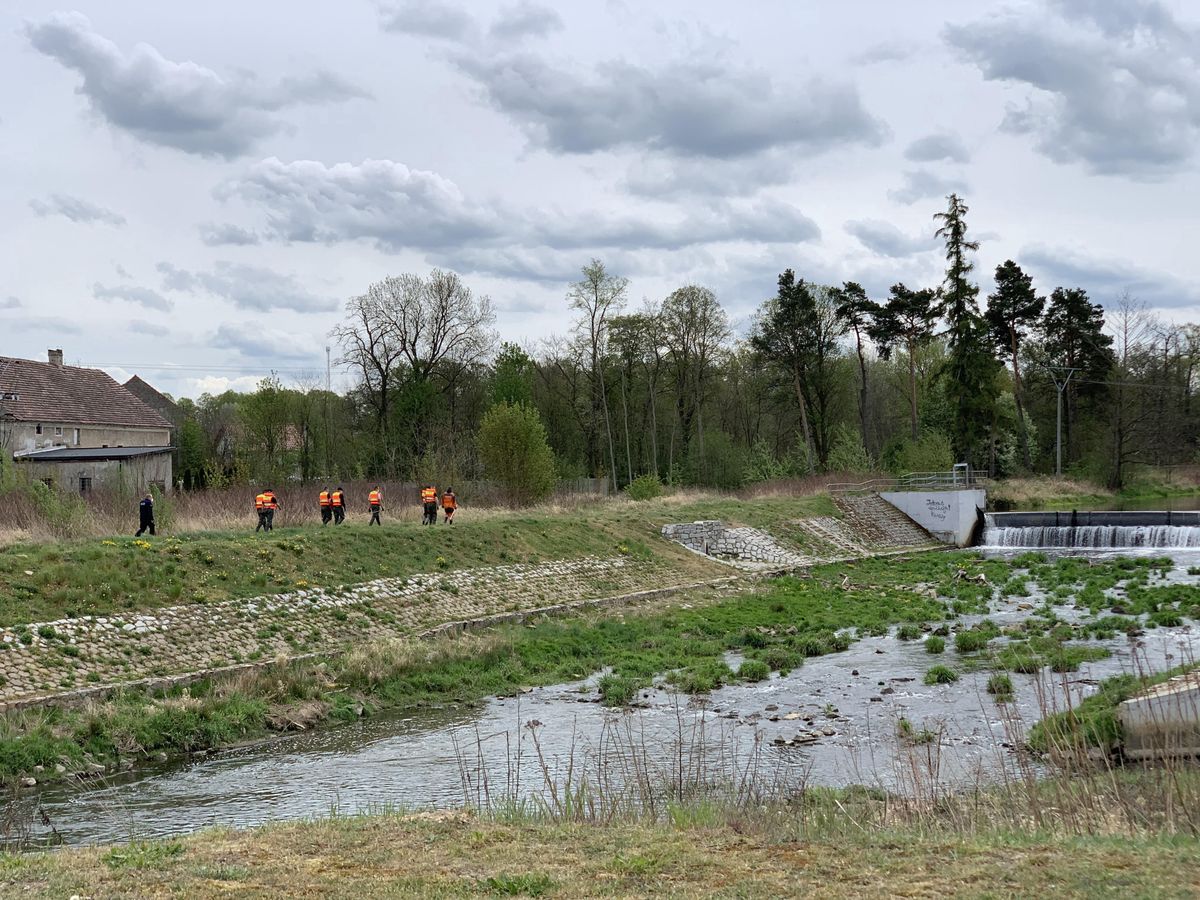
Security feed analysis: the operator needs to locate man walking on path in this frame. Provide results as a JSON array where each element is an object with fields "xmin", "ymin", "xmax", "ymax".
[
  {"xmin": 255, "ymin": 490, "xmax": 268, "ymax": 532},
  {"xmin": 319, "ymin": 487, "xmax": 333, "ymax": 525},
  {"xmin": 368, "ymin": 486, "xmax": 383, "ymax": 526},
  {"xmin": 263, "ymin": 488, "xmax": 280, "ymax": 531},
  {"xmin": 421, "ymin": 484, "xmax": 438, "ymax": 525},
  {"xmin": 441, "ymin": 486, "xmax": 456, "ymax": 524},
  {"xmin": 135, "ymin": 492, "xmax": 156, "ymax": 536},
  {"xmin": 332, "ymin": 486, "xmax": 346, "ymax": 525}
]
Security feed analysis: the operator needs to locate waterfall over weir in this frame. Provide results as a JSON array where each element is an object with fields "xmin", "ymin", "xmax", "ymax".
[{"xmin": 981, "ymin": 511, "xmax": 1200, "ymax": 549}]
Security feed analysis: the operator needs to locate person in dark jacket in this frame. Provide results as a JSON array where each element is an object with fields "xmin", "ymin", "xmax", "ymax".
[{"xmin": 135, "ymin": 492, "xmax": 156, "ymax": 536}]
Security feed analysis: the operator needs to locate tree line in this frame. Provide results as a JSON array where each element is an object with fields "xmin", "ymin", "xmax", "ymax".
[{"xmin": 171, "ymin": 196, "xmax": 1199, "ymax": 493}]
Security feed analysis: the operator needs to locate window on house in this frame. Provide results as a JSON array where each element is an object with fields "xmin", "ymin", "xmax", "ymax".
[
  {"xmin": 79, "ymin": 477, "xmax": 92, "ymax": 494},
  {"xmin": 54, "ymin": 426, "xmax": 63, "ymax": 437},
  {"xmin": 73, "ymin": 428, "xmax": 80, "ymax": 445},
  {"xmin": 35, "ymin": 424, "xmax": 42, "ymax": 435}
]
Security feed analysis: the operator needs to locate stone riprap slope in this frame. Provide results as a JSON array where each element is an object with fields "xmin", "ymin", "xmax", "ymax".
[
  {"xmin": 0, "ymin": 555, "xmax": 693, "ymax": 706},
  {"xmin": 832, "ymin": 493, "xmax": 942, "ymax": 549},
  {"xmin": 661, "ymin": 522, "xmax": 808, "ymax": 570}
]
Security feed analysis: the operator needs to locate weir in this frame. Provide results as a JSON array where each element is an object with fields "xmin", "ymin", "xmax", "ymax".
[{"xmin": 981, "ymin": 511, "xmax": 1200, "ymax": 549}]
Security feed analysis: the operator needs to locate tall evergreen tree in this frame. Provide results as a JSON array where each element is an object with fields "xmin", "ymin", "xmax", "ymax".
[
  {"xmin": 985, "ymin": 260, "xmax": 1044, "ymax": 470},
  {"xmin": 870, "ymin": 283, "xmax": 939, "ymax": 442},
  {"xmin": 834, "ymin": 281, "xmax": 879, "ymax": 454},
  {"xmin": 933, "ymin": 193, "xmax": 1000, "ymax": 468}
]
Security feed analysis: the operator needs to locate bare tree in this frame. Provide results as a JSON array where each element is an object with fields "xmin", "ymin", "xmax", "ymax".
[
  {"xmin": 567, "ymin": 259, "xmax": 627, "ymax": 485},
  {"xmin": 662, "ymin": 284, "xmax": 730, "ymax": 477}
]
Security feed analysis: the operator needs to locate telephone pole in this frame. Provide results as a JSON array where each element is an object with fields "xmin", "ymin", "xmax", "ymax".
[
  {"xmin": 324, "ymin": 345, "xmax": 332, "ymax": 477},
  {"xmin": 1044, "ymin": 366, "xmax": 1078, "ymax": 476}
]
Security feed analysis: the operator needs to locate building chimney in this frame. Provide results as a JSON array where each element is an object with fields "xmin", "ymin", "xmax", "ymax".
[{"xmin": 48, "ymin": 348, "xmax": 63, "ymax": 367}]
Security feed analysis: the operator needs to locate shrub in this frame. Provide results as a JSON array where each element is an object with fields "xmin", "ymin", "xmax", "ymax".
[
  {"xmin": 624, "ymin": 474, "xmax": 664, "ymax": 502},
  {"xmin": 986, "ymin": 674, "xmax": 1014, "ymax": 700},
  {"xmin": 954, "ymin": 629, "xmax": 991, "ymax": 653},
  {"xmin": 896, "ymin": 623, "xmax": 923, "ymax": 641},
  {"xmin": 924, "ymin": 665, "xmax": 958, "ymax": 685},
  {"xmin": 924, "ymin": 636, "xmax": 945, "ymax": 654},
  {"xmin": 477, "ymin": 402, "xmax": 557, "ymax": 506},
  {"xmin": 597, "ymin": 674, "xmax": 640, "ymax": 707},
  {"xmin": 826, "ymin": 424, "xmax": 872, "ymax": 473},
  {"xmin": 738, "ymin": 660, "xmax": 770, "ymax": 682},
  {"xmin": 883, "ymin": 430, "xmax": 953, "ymax": 475}
]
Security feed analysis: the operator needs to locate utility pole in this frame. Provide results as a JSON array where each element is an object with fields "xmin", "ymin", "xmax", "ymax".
[
  {"xmin": 325, "ymin": 345, "xmax": 332, "ymax": 478},
  {"xmin": 1045, "ymin": 366, "xmax": 1078, "ymax": 476}
]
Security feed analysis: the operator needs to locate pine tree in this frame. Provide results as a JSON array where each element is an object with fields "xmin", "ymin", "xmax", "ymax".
[
  {"xmin": 985, "ymin": 261, "xmax": 1044, "ymax": 470},
  {"xmin": 870, "ymin": 283, "xmax": 939, "ymax": 441},
  {"xmin": 834, "ymin": 281, "xmax": 879, "ymax": 453}
]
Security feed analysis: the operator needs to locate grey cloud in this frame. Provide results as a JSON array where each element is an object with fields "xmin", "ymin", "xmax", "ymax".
[
  {"xmin": 945, "ymin": 1, "xmax": 1200, "ymax": 177},
  {"xmin": 1, "ymin": 296, "xmax": 22, "ymax": 310},
  {"xmin": 888, "ymin": 169, "xmax": 969, "ymax": 205},
  {"xmin": 199, "ymin": 222, "xmax": 261, "ymax": 246},
  {"xmin": 211, "ymin": 323, "xmax": 319, "ymax": 361},
  {"xmin": 129, "ymin": 320, "xmax": 170, "ymax": 337},
  {"xmin": 490, "ymin": 2, "xmax": 564, "ymax": 41},
  {"xmin": 216, "ymin": 157, "xmax": 503, "ymax": 251},
  {"xmin": 904, "ymin": 133, "xmax": 970, "ymax": 163},
  {"xmin": 852, "ymin": 43, "xmax": 916, "ymax": 65},
  {"xmin": 622, "ymin": 151, "xmax": 797, "ymax": 198},
  {"xmin": 93, "ymin": 282, "xmax": 174, "ymax": 312},
  {"xmin": 29, "ymin": 193, "xmax": 125, "ymax": 226},
  {"xmin": 379, "ymin": 0, "xmax": 477, "ymax": 40},
  {"xmin": 6, "ymin": 316, "xmax": 83, "ymax": 335},
  {"xmin": 114, "ymin": 264, "xmax": 133, "ymax": 279},
  {"xmin": 452, "ymin": 51, "xmax": 888, "ymax": 159},
  {"xmin": 25, "ymin": 12, "xmax": 368, "ymax": 158},
  {"xmin": 845, "ymin": 219, "xmax": 936, "ymax": 257},
  {"xmin": 157, "ymin": 260, "xmax": 338, "ymax": 313},
  {"xmin": 1019, "ymin": 245, "xmax": 1200, "ymax": 309}
]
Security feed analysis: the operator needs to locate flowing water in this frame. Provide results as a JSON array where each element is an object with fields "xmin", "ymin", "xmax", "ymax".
[
  {"xmin": 10, "ymin": 550, "xmax": 1199, "ymax": 847},
  {"xmin": 981, "ymin": 513, "xmax": 1200, "ymax": 550}
]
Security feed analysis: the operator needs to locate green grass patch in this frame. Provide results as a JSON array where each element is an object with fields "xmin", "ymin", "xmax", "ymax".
[
  {"xmin": 924, "ymin": 636, "xmax": 945, "ymax": 654},
  {"xmin": 924, "ymin": 665, "xmax": 958, "ymax": 685}
]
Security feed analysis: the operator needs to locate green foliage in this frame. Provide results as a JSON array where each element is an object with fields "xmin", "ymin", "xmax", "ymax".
[
  {"xmin": 480, "ymin": 872, "xmax": 556, "ymax": 896},
  {"xmin": 924, "ymin": 636, "xmax": 945, "ymax": 654},
  {"xmin": 102, "ymin": 840, "xmax": 185, "ymax": 870},
  {"xmin": 477, "ymin": 402, "xmax": 557, "ymax": 506},
  {"xmin": 825, "ymin": 425, "xmax": 872, "ymax": 473},
  {"xmin": 624, "ymin": 474, "xmax": 664, "ymax": 502},
  {"xmin": 737, "ymin": 659, "xmax": 770, "ymax": 682},
  {"xmin": 924, "ymin": 665, "xmax": 958, "ymax": 685},
  {"xmin": 896, "ymin": 623, "xmax": 922, "ymax": 641},
  {"xmin": 953, "ymin": 628, "xmax": 991, "ymax": 653},
  {"xmin": 884, "ymin": 431, "xmax": 954, "ymax": 474},
  {"xmin": 743, "ymin": 440, "xmax": 789, "ymax": 483},
  {"xmin": 684, "ymin": 430, "xmax": 746, "ymax": 490},
  {"xmin": 597, "ymin": 673, "xmax": 640, "ymax": 707},
  {"xmin": 491, "ymin": 342, "xmax": 535, "ymax": 407},
  {"xmin": 986, "ymin": 673, "xmax": 1014, "ymax": 700}
]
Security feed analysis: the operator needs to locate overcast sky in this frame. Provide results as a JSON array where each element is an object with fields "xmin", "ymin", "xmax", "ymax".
[{"xmin": 2, "ymin": 0, "xmax": 1198, "ymax": 398}]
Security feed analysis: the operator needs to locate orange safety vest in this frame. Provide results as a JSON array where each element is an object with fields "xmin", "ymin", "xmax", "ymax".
[
  {"xmin": 264, "ymin": 492, "xmax": 278, "ymax": 510},
  {"xmin": 442, "ymin": 492, "xmax": 456, "ymax": 510},
  {"xmin": 255, "ymin": 493, "xmax": 266, "ymax": 510},
  {"xmin": 331, "ymin": 491, "xmax": 344, "ymax": 508},
  {"xmin": 319, "ymin": 490, "xmax": 331, "ymax": 507},
  {"xmin": 421, "ymin": 487, "xmax": 437, "ymax": 504},
  {"xmin": 368, "ymin": 489, "xmax": 382, "ymax": 506}
]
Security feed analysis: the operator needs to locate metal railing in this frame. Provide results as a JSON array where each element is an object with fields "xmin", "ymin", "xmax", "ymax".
[{"xmin": 827, "ymin": 467, "xmax": 990, "ymax": 495}]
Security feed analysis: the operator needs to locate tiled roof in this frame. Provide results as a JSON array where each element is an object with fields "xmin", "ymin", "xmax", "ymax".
[
  {"xmin": 0, "ymin": 357, "xmax": 172, "ymax": 429},
  {"xmin": 15, "ymin": 446, "xmax": 173, "ymax": 461},
  {"xmin": 123, "ymin": 375, "xmax": 181, "ymax": 421}
]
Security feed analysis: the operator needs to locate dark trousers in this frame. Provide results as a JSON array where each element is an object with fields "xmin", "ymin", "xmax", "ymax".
[
  {"xmin": 265, "ymin": 510, "xmax": 275, "ymax": 531},
  {"xmin": 135, "ymin": 519, "xmax": 155, "ymax": 536},
  {"xmin": 444, "ymin": 507, "xmax": 454, "ymax": 524},
  {"xmin": 333, "ymin": 506, "xmax": 345, "ymax": 524},
  {"xmin": 321, "ymin": 507, "xmax": 332, "ymax": 525},
  {"xmin": 423, "ymin": 502, "xmax": 437, "ymax": 525},
  {"xmin": 256, "ymin": 511, "xmax": 267, "ymax": 532},
  {"xmin": 369, "ymin": 504, "xmax": 381, "ymax": 525}
]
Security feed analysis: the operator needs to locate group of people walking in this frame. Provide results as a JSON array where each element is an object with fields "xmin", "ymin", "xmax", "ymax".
[{"xmin": 249, "ymin": 484, "xmax": 457, "ymax": 530}]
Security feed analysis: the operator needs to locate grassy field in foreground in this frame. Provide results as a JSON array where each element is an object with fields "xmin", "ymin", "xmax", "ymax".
[
  {"xmin": 3, "ymin": 811, "xmax": 1197, "ymax": 898},
  {"xmin": 0, "ymin": 494, "xmax": 833, "ymax": 626}
]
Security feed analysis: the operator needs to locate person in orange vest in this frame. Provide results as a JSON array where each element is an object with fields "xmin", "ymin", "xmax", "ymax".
[
  {"xmin": 254, "ymin": 490, "xmax": 268, "ymax": 532},
  {"xmin": 420, "ymin": 484, "xmax": 438, "ymax": 525},
  {"xmin": 368, "ymin": 486, "xmax": 383, "ymax": 526},
  {"xmin": 441, "ymin": 486, "xmax": 457, "ymax": 525},
  {"xmin": 331, "ymin": 486, "xmax": 346, "ymax": 525},
  {"xmin": 319, "ymin": 487, "xmax": 333, "ymax": 526},
  {"xmin": 262, "ymin": 488, "xmax": 280, "ymax": 531}
]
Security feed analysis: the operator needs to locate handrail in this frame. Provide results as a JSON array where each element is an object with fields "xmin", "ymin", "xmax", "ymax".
[{"xmin": 827, "ymin": 470, "xmax": 990, "ymax": 494}]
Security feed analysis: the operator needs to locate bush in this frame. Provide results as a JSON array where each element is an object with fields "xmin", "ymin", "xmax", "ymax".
[
  {"xmin": 597, "ymin": 673, "xmax": 640, "ymax": 707},
  {"xmin": 826, "ymin": 424, "xmax": 872, "ymax": 473},
  {"xmin": 477, "ymin": 402, "xmax": 557, "ymax": 506},
  {"xmin": 986, "ymin": 673, "xmax": 1014, "ymax": 700},
  {"xmin": 738, "ymin": 659, "xmax": 770, "ymax": 682},
  {"xmin": 883, "ymin": 431, "xmax": 954, "ymax": 475},
  {"xmin": 954, "ymin": 629, "xmax": 991, "ymax": 653},
  {"xmin": 896, "ymin": 623, "xmax": 923, "ymax": 641},
  {"xmin": 624, "ymin": 474, "xmax": 664, "ymax": 502},
  {"xmin": 924, "ymin": 636, "xmax": 945, "ymax": 654},
  {"xmin": 924, "ymin": 665, "xmax": 958, "ymax": 685},
  {"xmin": 743, "ymin": 440, "xmax": 789, "ymax": 484}
]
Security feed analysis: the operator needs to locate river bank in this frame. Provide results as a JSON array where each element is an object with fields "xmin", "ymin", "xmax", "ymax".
[{"xmin": 3, "ymin": 775, "xmax": 1198, "ymax": 898}]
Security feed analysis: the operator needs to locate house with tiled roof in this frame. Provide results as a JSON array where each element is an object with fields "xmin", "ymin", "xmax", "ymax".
[{"xmin": 0, "ymin": 349, "xmax": 174, "ymax": 493}]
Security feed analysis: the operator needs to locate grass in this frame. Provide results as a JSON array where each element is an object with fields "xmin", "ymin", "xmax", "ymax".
[
  {"xmin": 924, "ymin": 665, "xmax": 958, "ymax": 685},
  {"xmin": 0, "ymin": 494, "xmax": 833, "ymax": 626},
  {"xmin": 2, "ymin": 796, "xmax": 1198, "ymax": 898},
  {"xmin": 924, "ymin": 636, "xmax": 945, "ymax": 654}
]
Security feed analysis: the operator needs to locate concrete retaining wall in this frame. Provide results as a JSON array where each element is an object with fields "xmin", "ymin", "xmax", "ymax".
[
  {"xmin": 878, "ymin": 489, "xmax": 986, "ymax": 547},
  {"xmin": 1119, "ymin": 672, "xmax": 1200, "ymax": 760}
]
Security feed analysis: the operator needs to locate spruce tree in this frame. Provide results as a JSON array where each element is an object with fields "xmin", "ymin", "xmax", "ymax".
[{"xmin": 985, "ymin": 261, "xmax": 1044, "ymax": 470}]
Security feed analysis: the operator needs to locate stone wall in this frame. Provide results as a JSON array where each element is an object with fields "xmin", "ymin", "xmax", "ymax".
[{"xmin": 661, "ymin": 521, "xmax": 808, "ymax": 570}]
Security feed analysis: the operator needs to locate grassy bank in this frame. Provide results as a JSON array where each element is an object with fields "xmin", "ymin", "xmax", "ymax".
[
  {"xmin": 989, "ymin": 469, "xmax": 1200, "ymax": 511},
  {"xmin": 4, "ymin": 788, "xmax": 1199, "ymax": 898},
  {"xmin": 0, "ymin": 494, "xmax": 832, "ymax": 626}
]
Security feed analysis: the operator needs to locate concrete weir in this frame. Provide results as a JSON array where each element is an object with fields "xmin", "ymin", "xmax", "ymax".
[
  {"xmin": 1119, "ymin": 671, "xmax": 1200, "ymax": 760},
  {"xmin": 878, "ymin": 489, "xmax": 986, "ymax": 547}
]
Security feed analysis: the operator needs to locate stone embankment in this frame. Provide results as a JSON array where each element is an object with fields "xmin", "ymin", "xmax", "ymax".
[
  {"xmin": 662, "ymin": 494, "xmax": 940, "ymax": 570},
  {"xmin": 0, "ymin": 555, "xmax": 690, "ymax": 708}
]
